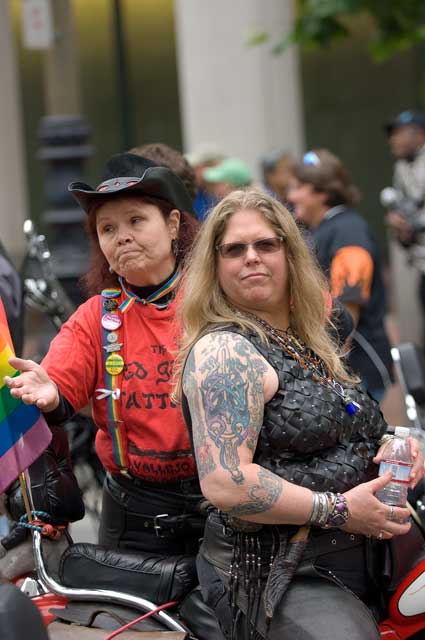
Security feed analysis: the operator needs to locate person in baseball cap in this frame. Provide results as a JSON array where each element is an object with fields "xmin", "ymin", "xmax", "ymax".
[
  {"xmin": 384, "ymin": 110, "xmax": 425, "ymax": 161},
  {"xmin": 384, "ymin": 110, "xmax": 425, "ymax": 336},
  {"xmin": 385, "ymin": 110, "xmax": 425, "ymax": 135},
  {"xmin": 203, "ymin": 157, "xmax": 253, "ymax": 200}
]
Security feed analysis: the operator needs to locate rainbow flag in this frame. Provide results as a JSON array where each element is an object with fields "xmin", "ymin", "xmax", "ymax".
[{"xmin": 0, "ymin": 301, "xmax": 51, "ymax": 494}]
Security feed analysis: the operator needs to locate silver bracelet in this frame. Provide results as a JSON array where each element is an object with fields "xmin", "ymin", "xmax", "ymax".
[
  {"xmin": 307, "ymin": 491, "xmax": 332, "ymax": 527},
  {"xmin": 308, "ymin": 492, "xmax": 320, "ymax": 523}
]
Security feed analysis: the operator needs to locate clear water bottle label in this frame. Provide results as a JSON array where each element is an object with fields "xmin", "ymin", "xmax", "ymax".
[{"xmin": 379, "ymin": 461, "xmax": 412, "ymax": 483}]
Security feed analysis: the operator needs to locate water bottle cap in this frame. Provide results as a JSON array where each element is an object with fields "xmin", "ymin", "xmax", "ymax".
[{"xmin": 394, "ymin": 426, "xmax": 410, "ymax": 439}]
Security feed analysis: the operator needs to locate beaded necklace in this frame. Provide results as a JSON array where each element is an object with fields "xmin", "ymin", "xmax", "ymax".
[{"xmin": 235, "ymin": 309, "xmax": 361, "ymax": 416}]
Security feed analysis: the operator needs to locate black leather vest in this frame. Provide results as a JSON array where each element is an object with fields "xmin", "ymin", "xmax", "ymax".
[{"xmin": 230, "ymin": 328, "xmax": 387, "ymax": 494}]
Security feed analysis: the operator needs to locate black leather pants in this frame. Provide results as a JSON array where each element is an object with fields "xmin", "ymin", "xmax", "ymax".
[
  {"xmin": 98, "ymin": 472, "xmax": 205, "ymax": 554},
  {"xmin": 198, "ymin": 512, "xmax": 380, "ymax": 640}
]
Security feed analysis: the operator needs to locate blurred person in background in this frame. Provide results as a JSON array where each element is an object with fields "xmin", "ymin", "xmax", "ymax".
[
  {"xmin": 186, "ymin": 145, "xmax": 223, "ymax": 220},
  {"xmin": 203, "ymin": 157, "xmax": 253, "ymax": 201},
  {"xmin": 260, "ymin": 149, "xmax": 292, "ymax": 204},
  {"xmin": 288, "ymin": 149, "xmax": 393, "ymax": 402},
  {"xmin": 130, "ymin": 142, "xmax": 198, "ymax": 206},
  {"xmin": 384, "ymin": 110, "xmax": 425, "ymax": 334}
]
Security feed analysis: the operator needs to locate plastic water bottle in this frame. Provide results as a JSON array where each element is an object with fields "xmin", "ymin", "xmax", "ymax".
[{"xmin": 376, "ymin": 426, "xmax": 413, "ymax": 506}]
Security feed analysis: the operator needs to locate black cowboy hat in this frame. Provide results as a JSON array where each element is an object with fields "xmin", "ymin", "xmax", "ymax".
[{"xmin": 68, "ymin": 152, "xmax": 196, "ymax": 216}]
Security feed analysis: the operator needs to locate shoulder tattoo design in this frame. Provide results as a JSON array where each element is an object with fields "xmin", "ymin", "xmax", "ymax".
[{"xmin": 189, "ymin": 332, "xmax": 267, "ymax": 484}]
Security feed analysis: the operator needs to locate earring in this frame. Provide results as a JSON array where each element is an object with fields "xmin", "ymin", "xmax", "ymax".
[
  {"xmin": 109, "ymin": 265, "xmax": 114, "ymax": 274},
  {"xmin": 171, "ymin": 239, "xmax": 178, "ymax": 256}
]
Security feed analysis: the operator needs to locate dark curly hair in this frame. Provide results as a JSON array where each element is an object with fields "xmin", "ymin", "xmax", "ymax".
[
  {"xmin": 82, "ymin": 193, "xmax": 200, "ymax": 296},
  {"xmin": 290, "ymin": 149, "xmax": 360, "ymax": 208}
]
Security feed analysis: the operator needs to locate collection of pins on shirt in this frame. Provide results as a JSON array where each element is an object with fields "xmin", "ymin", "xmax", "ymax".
[{"xmin": 101, "ymin": 294, "xmax": 125, "ymax": 376}]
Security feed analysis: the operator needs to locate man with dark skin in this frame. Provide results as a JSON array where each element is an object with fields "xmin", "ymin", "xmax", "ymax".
[
  {"xmin": 385, "ymin": 110, "xmax": 425, "ymax": 244},
  {"xmin": 385, "ymin": 111, "xmax": 425, "ymax": 330}
]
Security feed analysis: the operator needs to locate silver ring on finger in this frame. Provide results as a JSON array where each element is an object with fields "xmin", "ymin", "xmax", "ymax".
[{"xmin": 378, "ymin": 531, "xmax": 384, "ymax": 540}]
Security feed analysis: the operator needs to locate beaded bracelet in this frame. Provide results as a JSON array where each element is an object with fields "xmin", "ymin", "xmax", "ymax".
[{"xmin": 323, "ymin": 492, "xmax": 349, "ymax": 528}]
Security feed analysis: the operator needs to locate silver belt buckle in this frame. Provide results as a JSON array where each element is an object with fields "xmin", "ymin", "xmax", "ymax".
[{"xmin": 154, "ymin": 513, "xmax": 169, "ymax": 538}]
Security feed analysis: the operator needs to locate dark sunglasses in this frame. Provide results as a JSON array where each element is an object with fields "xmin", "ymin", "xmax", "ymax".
[{"xmin": 216, "ymin": 236, "xmax": 284, "ymax": 259}]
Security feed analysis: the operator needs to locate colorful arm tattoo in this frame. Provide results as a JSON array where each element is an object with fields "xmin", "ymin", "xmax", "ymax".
[
  {"xmin": 184, "ymin": 349, "xmax": 216, "ymax": 480},
  {"xmin": 183, "ymin": 332, "xmax": 267, "ymax": 484}
]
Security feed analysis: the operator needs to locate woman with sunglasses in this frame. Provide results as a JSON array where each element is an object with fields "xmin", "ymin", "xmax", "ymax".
[
  {"xmin": 4, "ymin": 152, "xmax": 206, "ymax": 557},
  {"xmin": 175, "ymin": 187, "xmax": 424, "ymax": 639},
  {"xmin": 288, "ymin": 149, "xmax": 393, "ymax": 403}
]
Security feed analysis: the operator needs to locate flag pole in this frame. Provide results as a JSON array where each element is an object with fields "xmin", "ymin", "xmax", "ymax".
[{"xmin": 19, "ymin": 470, "xmax": 34, "ymax": 522}]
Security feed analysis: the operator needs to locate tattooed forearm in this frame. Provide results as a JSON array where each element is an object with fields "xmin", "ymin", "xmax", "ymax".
[
  {"xmin": 183, "ymin": 350, "xmax": 216, "ymax": 481},
  {"xmin": 225, "ymin": 468, "xmax": 283, "ymax": 517},
  {"xmin": 200, "ymin": 333, "xmax": 267, "ymax": 484}
]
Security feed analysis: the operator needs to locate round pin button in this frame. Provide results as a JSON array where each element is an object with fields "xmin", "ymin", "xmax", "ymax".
[
  {"xmin": 104, "ymin": 298, "xmax": 118, "ymax": 311},
  {"xmin": 106, "ymin": 332, "xmax": 118, "ymax": 343},
  {"xmin": 102, "ymin": 313, "xmax": 122, "ymax": 331},
  {"xmin": 101, "ymin": 288, "xmax": 121, "ymax": 298},
  {"xmin": 105, "ymin": 353, "xmax": 125, "ymax": 376}
]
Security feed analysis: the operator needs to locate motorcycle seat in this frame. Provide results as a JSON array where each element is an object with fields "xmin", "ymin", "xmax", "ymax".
[{"xmin": 59, "ymin": 542, "xmax": 197, "ymax": 604}]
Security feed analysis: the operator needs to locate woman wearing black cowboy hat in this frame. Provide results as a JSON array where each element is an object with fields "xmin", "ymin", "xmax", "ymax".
[{"xmin": 4, "ymin": 152, "xmax": 204, "ymax": 555}]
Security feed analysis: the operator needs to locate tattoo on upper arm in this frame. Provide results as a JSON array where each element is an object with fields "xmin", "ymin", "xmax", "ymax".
[
  {"xmin": 198, "ymin": 332, "xmax": 267, "ymax": 484},
  {"xmin": 183, "ymin": 349, "xmax": 216, "ymax": 481},
  {"xmin": 226, "ymin": 468, "xmax": 283, "ymax": 517}
]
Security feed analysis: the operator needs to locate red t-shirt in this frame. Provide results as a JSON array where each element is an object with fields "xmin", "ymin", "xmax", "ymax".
[{"xmin": 42, "ymin": 294, "xmax": 196, "ymax": 482}]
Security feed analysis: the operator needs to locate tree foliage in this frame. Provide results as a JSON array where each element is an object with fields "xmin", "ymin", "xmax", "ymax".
[{"xmin": 248, "ymin": 0, "xmax": 425, "ymax": 61}]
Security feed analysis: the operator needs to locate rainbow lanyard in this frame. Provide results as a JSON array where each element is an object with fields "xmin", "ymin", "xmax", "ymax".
[
  {"xmin": 117, "ymin": 268, "xmax": 181, "ymax": 314},
  {"xmin": 98, "ymin": 273, "xmax": 180, "ymax": 473},
  {"xmin": 99, "ymin": 288, "xmax": 129, "ymax": 473}
]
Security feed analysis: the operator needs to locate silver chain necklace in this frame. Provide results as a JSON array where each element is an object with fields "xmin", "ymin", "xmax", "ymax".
[{"xmin": 234, "ymin": 309, "xmax": 361, "ymax": 416}]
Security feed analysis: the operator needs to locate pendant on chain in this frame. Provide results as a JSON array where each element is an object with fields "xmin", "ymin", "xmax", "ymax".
[{"xmin": 234, "ymin": 308, "xmax": 362, "ymax": 416}]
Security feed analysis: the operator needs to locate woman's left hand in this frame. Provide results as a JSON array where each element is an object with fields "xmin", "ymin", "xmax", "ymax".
[{"xmin": 374, "ymin": 436, "xmax": 425, "ymax": 489}]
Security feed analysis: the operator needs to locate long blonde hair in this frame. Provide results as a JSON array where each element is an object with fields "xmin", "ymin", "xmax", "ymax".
[{"xmin": 174, "ymin": 187, "xmax": 356, "ymax": 400}]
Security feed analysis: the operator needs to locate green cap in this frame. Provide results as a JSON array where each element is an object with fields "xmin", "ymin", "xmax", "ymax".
[{"xmin": 203, "ymin": 157, "xmax": 253, "ymax": 187}]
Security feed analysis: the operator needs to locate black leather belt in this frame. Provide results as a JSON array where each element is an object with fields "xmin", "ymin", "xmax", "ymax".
[
  {"xmin": 201, "ymin": 511, "xmax": 364, "ymax": 572},
  {"xmin": 134, "ymin": 512, "xmax": 207, "ymax": 538},
  {"xmin": 111, "ymin": 471, "xmax": 201, "ymax": 494},
  {"xmin": 106, "ymin": 472, "xmax": 207, "ymax": 537}
]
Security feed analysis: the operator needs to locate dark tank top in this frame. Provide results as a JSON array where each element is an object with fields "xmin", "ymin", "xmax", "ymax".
[{"xmin": 182, "ymin": 327, "xmax": 387, "ymax": 493}]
